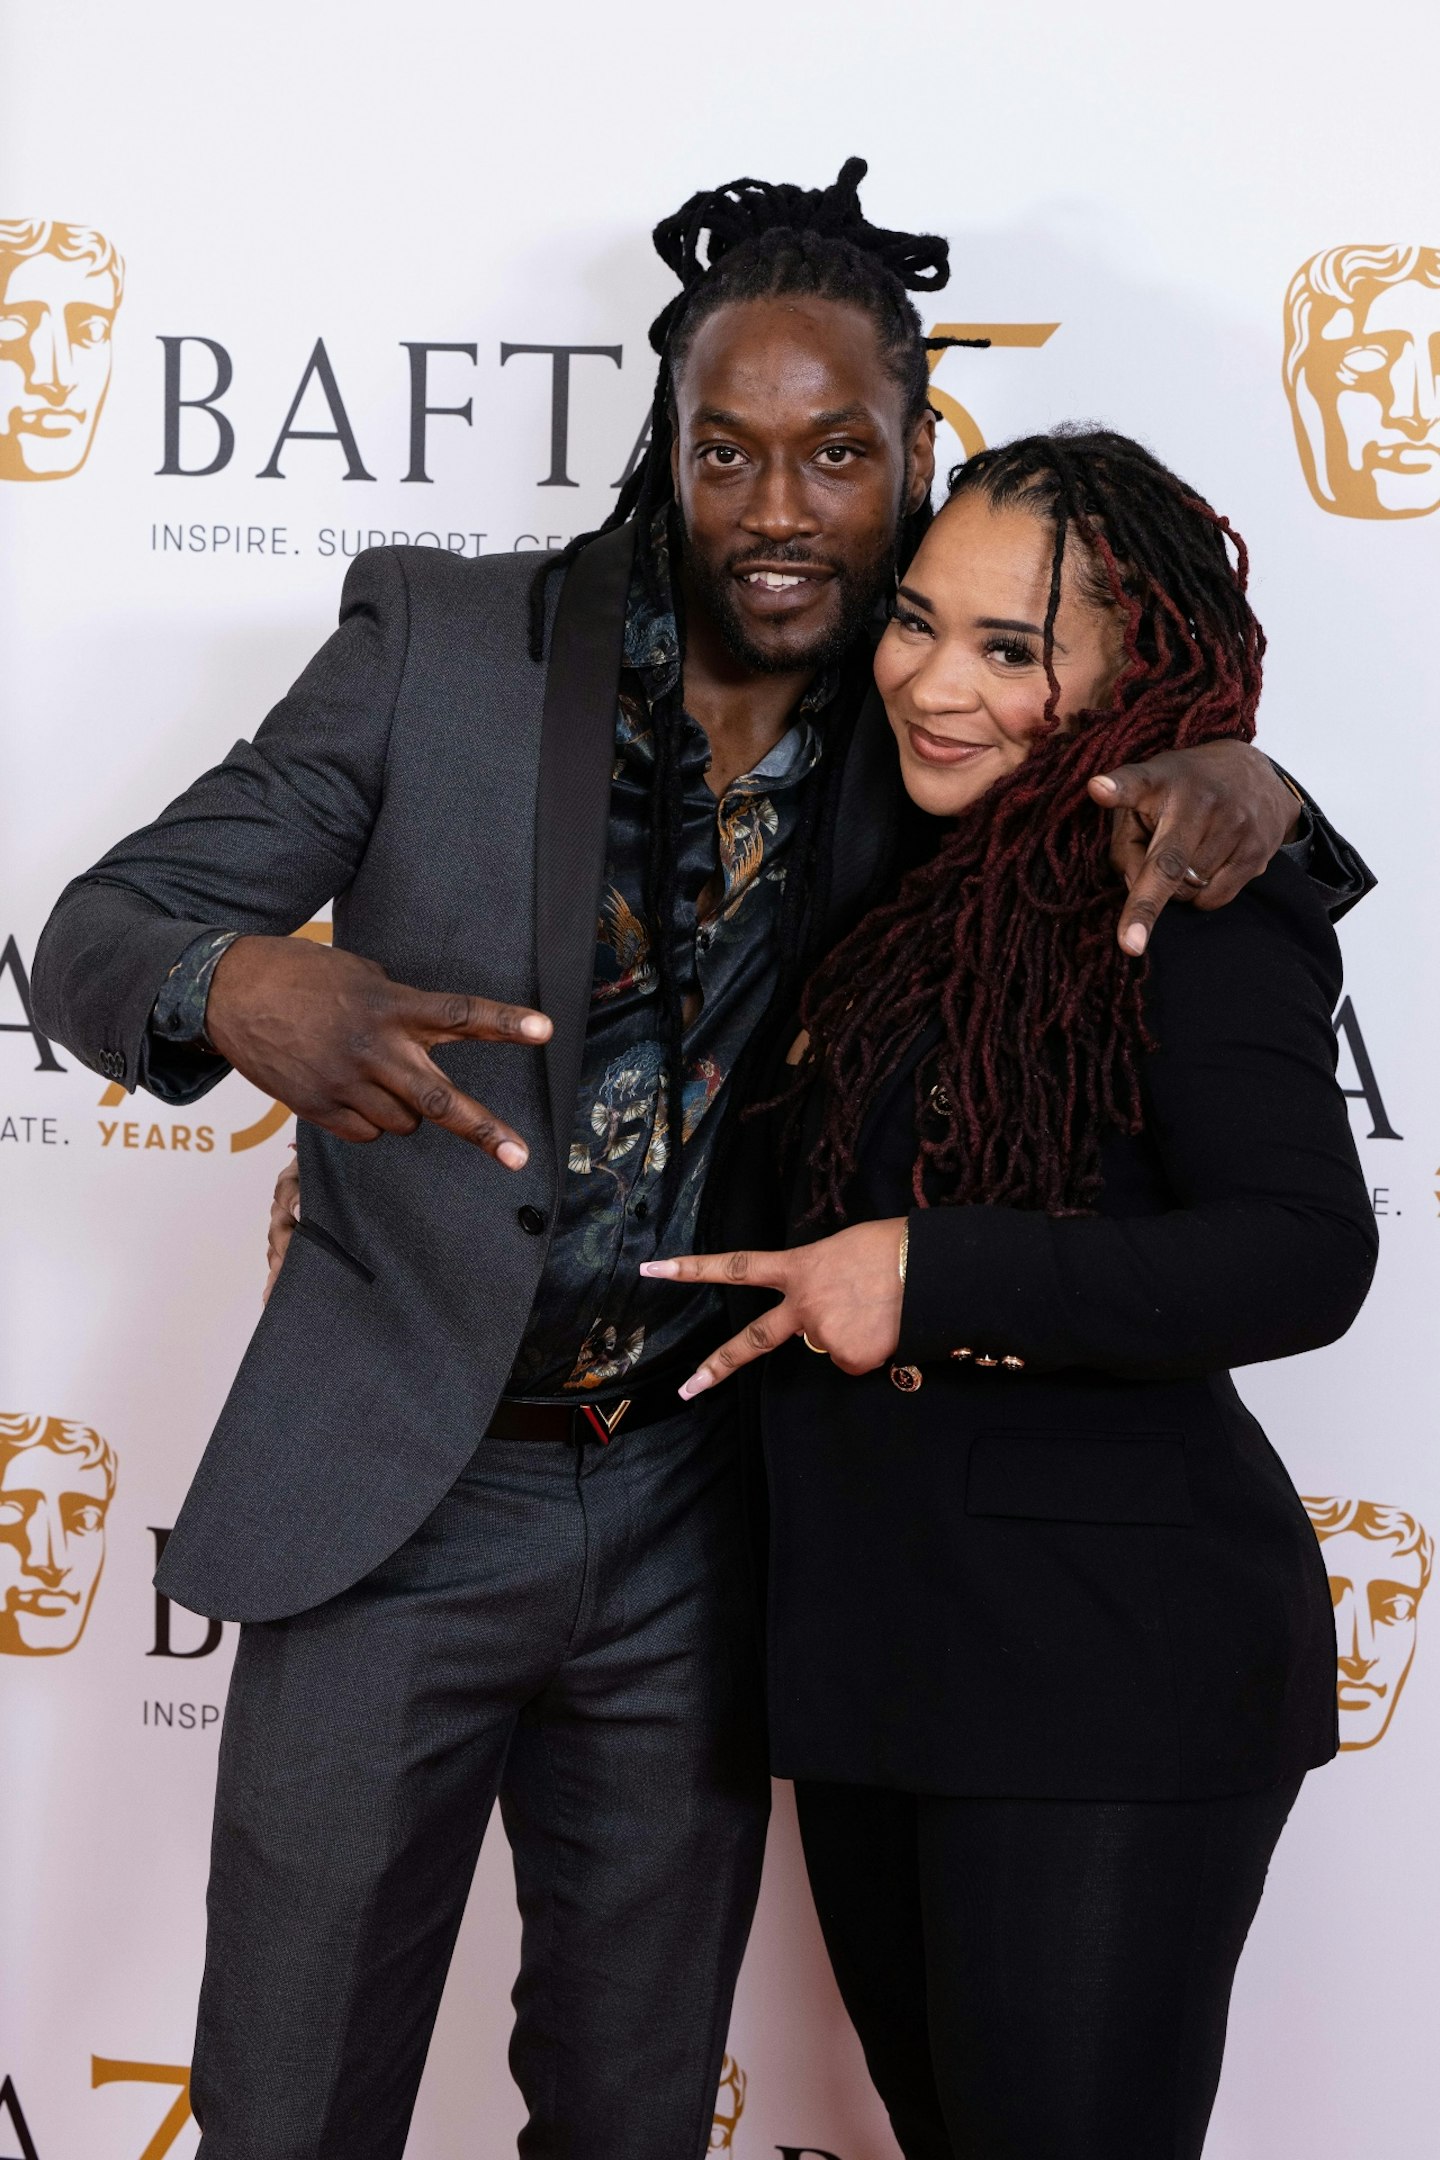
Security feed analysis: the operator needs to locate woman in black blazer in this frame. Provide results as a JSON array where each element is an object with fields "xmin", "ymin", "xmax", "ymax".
[{"xmin": 644, "ymin": 431, "xmax": 1378, "ymax": 2157}]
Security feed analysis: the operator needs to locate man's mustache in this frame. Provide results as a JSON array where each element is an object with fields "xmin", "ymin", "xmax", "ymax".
[{"xmin": 725, "ymin": 543, "xmax": 842, "ymax": 576}]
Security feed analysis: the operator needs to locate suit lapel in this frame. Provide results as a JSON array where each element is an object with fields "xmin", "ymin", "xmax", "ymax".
[
  {"xmin": 534, "ymin": 522, "xmax": 637, "ymax": 1186},
  {"xmin": 821, "ymin": 681, "xmax": 904, "ymax": 948}
]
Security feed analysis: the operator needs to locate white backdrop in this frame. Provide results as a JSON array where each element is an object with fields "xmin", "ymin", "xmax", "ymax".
[{"xmin": 2, "ymin": 3, "xmax": 1438, "ymax": 2154}]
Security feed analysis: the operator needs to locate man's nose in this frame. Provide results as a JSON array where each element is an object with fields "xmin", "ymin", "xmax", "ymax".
[
  {"xmin": 738, "ymin": 459, "xmax": 820, "ymax": 542},
  {"xmin": 1333, "ymin": 1585, "xmax": 1376, "ymax": 1668},
  {"xmin": 1385, "ymin": 339, "xmax": 1440, "ymax": 429},
  {"xmin": 22, "ymin": 1499, "xmax": 67, "ymax": 1582},
  {"xmin": 28, "ymin": 309, "xmax": 76, "ymax": 400}
]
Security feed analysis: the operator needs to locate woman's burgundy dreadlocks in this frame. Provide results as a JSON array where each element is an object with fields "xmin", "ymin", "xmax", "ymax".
[
  {"xmin": 790, "ymin": 426, "xmax": 1266, "ymax": 1226},
  {"xmin": 525, "ymin": 159, "xmax": 975, "ymax": 1227}
]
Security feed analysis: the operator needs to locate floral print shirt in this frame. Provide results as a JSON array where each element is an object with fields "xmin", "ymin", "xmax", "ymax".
[{"xmin": 507, "ymin": 548, "xmax": 830, "ymax": 1396}]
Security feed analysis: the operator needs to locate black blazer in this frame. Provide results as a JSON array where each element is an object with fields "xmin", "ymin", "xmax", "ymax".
[{"xmin": 761, "ymin": 856, "xmax": 1378, "ymax": 1802}]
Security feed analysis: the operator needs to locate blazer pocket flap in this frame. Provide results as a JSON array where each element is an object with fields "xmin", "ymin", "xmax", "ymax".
[
  {"xmin": 967, "ymin": 1432, "xmax": 1194, "ymax": 1525},
  {"xmin": 291, "ymin": 1216, "xmax": 375, "ymax": 1286}
]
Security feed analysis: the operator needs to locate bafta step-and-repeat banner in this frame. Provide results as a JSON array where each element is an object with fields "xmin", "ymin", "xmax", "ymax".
[{"xmin": 2, "ymin": 4, "xmax": 1437, "ymax": 2154}]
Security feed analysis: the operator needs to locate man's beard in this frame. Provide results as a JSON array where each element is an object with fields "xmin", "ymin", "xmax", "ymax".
[{"xmin": 678, "ymin": 518, "xmax": 898, "ymax": 676}]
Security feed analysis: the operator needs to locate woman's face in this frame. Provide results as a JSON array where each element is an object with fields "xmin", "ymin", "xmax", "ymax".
[{"xmin": 874, "ymin": 489, "xmax": 1127, "ymax": 818}]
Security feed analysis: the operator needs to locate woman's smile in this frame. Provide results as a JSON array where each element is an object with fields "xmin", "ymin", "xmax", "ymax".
[{"xmin": 902, "ymin": 724, "xmax": 998, "ymax": 768}]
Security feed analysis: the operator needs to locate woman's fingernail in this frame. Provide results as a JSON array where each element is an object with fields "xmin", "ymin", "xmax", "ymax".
[
  {"xmin": 1122, "ymin": 924, "xmax": 1147, "ymax": 955},
  {"xmin": 640, "ymin": 1260, "xmax": 680, "ymax": 1278},
  {"xmin": 498, "ymin": 1141, "xmax": 528, "ymax": 1170},
  {"xmin": 678, "ymin": 1371, "xmax": 714, "ymax": 1401},
  {"xmin": 520, "ymin": 1015, "xmax": 552, "ymax": 1040}
]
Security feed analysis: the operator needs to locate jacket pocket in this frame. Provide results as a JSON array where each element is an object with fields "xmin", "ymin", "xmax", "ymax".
[
  {"xmin": 291, "ymin": 1215, "xmax": 376, "ymax": 1287},
  {"xmin": 967, "ymin": 1431, "xmax": 1193, "ymax": 1526}
]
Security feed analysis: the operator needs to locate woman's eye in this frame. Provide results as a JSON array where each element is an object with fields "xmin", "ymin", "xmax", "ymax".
[
  {"xmin": 986, "ymin": 637, "xmax": 1038, "ymax": 667},
  {"xmin": 890, "ymin": 607, "xmax": 932, "ymax": 637}
]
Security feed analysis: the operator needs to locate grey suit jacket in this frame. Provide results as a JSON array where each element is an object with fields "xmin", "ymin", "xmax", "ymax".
[{"xmin": 32, "ymin": 528, "xmax": 665, "ymax": 1621}]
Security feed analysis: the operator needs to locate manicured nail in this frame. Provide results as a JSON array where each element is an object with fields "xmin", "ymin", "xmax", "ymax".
[
  {"xmin": 498, "ymin": 1141, "xmax": 528, "ymax": 1170},
  {"xmin": 640, "ymin": 1259, "xmax": 680, "ymax": 1278},
  {"xmin": 1122, "ymin": 924, "xmax": 1147, "ymax": 955},
  {"xmin": 678, "ymin": 1371, "xmax": 714, "ymax": 1401},
  {"xmin": 1091, "ymin": 774, "xmax": 1118, "ymax": 796},
  {"xmin": 520, "ymin": 1015, "xmax": 552, "ymax": 1040}
]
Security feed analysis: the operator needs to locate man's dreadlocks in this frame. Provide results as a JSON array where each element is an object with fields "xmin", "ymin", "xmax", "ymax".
[{"xmin": 528, "ymin": 158, "xmax": 965, "ymax": 1227}]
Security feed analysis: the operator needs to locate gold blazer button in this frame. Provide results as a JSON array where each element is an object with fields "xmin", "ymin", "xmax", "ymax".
[
  {"xmin": 975, "ymin": 1354, "xmax": 999, "ymax": 1369},
  {"xmin": 949, "ymin": 1347, "xmax": 973, "ymax": 1362},
  {"xmin": 1001, "ymin": 1354, "xmax": 1026, "ymax": 1372}
]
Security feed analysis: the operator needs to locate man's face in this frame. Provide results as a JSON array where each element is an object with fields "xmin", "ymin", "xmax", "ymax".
[
  {"xmin": 1322, "ymin": 1528, "xmax": 1426, "ymax": 1747},
  {"xmin": 0, "ymin": 251, "xmax": 118, "ymax": 480},
  {"xmin": 0, "ymin": 1447, "xmax": 110, "ymax": 1654},
  {"xmin": 1298, "ymin": 278, "xmax": 1440, "ymax": 517},
  {"xmin": 670, "ymin": 295, "xmax": 935, "ymax": 675}
]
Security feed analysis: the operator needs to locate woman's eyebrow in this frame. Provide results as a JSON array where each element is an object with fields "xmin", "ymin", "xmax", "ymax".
[
  {"xmin": 896, "ymin": 584, "xmax": 934, "ymax": 612},
  {"xmin": 977, "ymin": 614, "xmax": 1069, "ymax": 653}
]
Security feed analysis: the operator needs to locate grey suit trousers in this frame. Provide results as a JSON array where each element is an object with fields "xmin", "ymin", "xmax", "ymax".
[{"xmin": 190, "ymin": 1394, "xmax": 770, "ymax": 2160}]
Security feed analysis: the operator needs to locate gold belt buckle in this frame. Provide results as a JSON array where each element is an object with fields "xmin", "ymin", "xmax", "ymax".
[{"xmin": 581, "ymin": 1397, "xmax": 632, "ymax": 1444}]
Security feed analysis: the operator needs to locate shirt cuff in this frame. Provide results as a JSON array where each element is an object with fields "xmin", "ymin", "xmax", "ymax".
[
  {"xmin": 150, "ymin": 930, "xmax": 241, "ymax": 1050},
  {"xmin": 1279, "ymin": 799, "xmax": 1315, "ymax": 873}
]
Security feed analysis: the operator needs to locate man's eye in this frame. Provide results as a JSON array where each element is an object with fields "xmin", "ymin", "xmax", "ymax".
[
  {"xmin": 72, "ymin": 314, "xmax": 111, "ymax": 347},
  {"xmin": 70, "ymin": 1505, "xmax": 105, "ymax": 1534},
  {"xmin": 0, "ymin": 316, "xmax": 28, "ymax": 344},
  {"xmin": 1339, "ymin": 345, "xmax": 1390, "ymax": 377},
  {"xmin": 0, "ymin": 1500, "xmax": 26, "ymax": 1526},
  {"xmin": 1376, "ymin": 1593, "xmax": 1418, "ymax": 1625},
  {"xmin": 703, "ymin": 446, "xmax": 744, "ymax": 466},
  {"xmin": 818, "ymin": 445, "xmax": 857, "ymax": 465}
]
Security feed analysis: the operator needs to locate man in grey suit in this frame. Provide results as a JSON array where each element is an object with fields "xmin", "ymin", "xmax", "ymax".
[{"xmin": 33, "ymin": 162, "xmax": 1358, "ymax": 2160}]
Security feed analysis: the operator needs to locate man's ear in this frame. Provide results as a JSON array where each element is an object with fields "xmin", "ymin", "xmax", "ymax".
[{"xmin": 906, "ymin": 409, "xmax": 937, "ymax": 514}]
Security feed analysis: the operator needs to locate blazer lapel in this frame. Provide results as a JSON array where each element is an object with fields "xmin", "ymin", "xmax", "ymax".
[
  {"xmin": 821, "ymin": 681, "xmax": 904, "ymax": 948},
  {"xmin": 534, "ymin": 521, "xmax": 637, "ymax": 1186}
]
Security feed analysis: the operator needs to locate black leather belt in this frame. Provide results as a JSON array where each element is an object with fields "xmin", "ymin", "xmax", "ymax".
[{"xmin": 487, "ymin": 1374, "xmax": 686, "ymax": 1447}]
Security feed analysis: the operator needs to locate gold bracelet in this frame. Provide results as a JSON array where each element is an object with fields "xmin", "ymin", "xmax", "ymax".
[{"xmin": 898, "ymin": 1220, "xmax": 910, "ymax": 1289}]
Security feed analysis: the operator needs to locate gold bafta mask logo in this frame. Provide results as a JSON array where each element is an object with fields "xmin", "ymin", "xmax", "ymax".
[
  {"xmin": 1304, "ymin": 1496, "xmax": 1434, "ymax": 1747},
  {"xmin": 709, "ymin": 2055, "xmax": 747, "ymax": 2151},
  {"xmin": 0, "ymin": 221, "xmax": 124, "ymax": 481},
  {"xmin": 1284, "ymin": 248, "xmax": 1440, "ymax": 518},
  {"xmin": 0, "ymin": 1412, "xmax": 117, "ymax": 1655}
]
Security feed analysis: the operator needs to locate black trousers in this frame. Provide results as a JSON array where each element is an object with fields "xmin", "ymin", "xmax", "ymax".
[
  {"xmin": 190, "ymin": 1395, "xmax": 770, "ymax": 2160},
  {"xmin": 795, "ymin": 1774, "xmax": 1303, "ymax": 2160}
]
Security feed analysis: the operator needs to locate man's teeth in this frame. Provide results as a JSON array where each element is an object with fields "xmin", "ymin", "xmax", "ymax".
[{"xmin": 747, "ymin": 571, "xmax": 806, "ymax": 589}]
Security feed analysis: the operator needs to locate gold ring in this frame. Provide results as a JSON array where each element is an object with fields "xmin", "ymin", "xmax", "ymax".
[
  {"xmin": 1182, "ymin": 866, "xmax": 1209, "ymax": 889},
  {"xmin": 801, "ymin": 1332, "xmax": 829, "ymax": 1355}
]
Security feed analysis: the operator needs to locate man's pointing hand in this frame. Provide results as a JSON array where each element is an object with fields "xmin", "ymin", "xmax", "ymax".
[{"xmin": 205, "ymin": 935, "xmax": 552, "ymax": 1161}]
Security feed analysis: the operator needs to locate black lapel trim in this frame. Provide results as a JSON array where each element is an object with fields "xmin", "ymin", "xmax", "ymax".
[
  {"xmin": 822, "ymin": 681, "xmax": 903, "ymax": 947},
  {"xmin": 534, "ymin": 522, "xmax": 637, "ymax": 1186}
]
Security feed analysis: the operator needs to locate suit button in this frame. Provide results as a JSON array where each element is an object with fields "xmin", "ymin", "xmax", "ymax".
[
  {"xmin": 517, "ymin": 1205, "xmax": 547, "ymax": 1236},
  {"xmin": 98, "ymin": 1049, "xmax": 124, "ymax": 1079},
  {"xmin": 1002, "ymin": 1354, "xmax": 1026, "ymax": 1372},
  {"xmin": 889, "ymin": 1363, "xmax": 923, "ymax": 1393},
  {"xmin": 974, "ymin": 1354, "xmax": 998, "ymax": 1369}
]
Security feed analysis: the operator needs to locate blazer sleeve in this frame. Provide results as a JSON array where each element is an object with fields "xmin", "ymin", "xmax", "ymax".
[
  {"xmin": 31, "ymin": 547, "xmax": 410, "ymax": 1105},
  {"xmin": 897, "ymin": 858, "xmax": 1379, "ymax": 1380}
]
